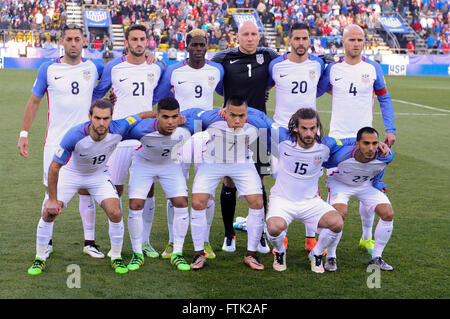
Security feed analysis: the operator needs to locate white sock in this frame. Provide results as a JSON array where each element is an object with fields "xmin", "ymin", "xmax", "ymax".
[
  {"xmin": 246, "ymin": 207, "xmax": 265, "ymax": 252},
  {"xmin": 128, "ymin": 209, "xmax": 143, "ymax": 254},
  {"xmin": 267, "ymin": 230, "xmax": 287, "ymax": 253},
  {"xmin": 109, "ymin": 218, "xmax": 124, "ymax": 260},
  {"xmin": 305, "ymin": 225, "xmax": 316, "ymax": 238},
  {"xmin": 41, "ymin": 193, "xmax": 53, "ymax": 245},
  {"xmin": 190, "ymin": 208, "xmax": 206, "ymax": 251},
  {"xmin": 324, "ymin": 231, "xmax": 342, "ymax": 259},
  {"xmin": 312, "ymin": 228, "xmax": 340, "ymax": 256},
  {"xmin": 204, "ymin": 198, "xmax": 215, "ymax": 243},
  {"xmin": 372, "ymin": 219, "xmax": 393, "ymax": 259},
  {"xmin": 36, "ymin": 218, "xmax": 54, "ymax": 260},
  {"xmin": 142, "ymin": 197, "xmax": 155, "ymax": 244},
  {"xmin": 360, "ymin": 202, "xmax": 375, "ymax": 241},
  {"xmin": 167, "ymin": 200, "xmax": 174, "ymax": 243},
  {"xmin": 79, "ymin": 195, "xmax": 96, "ymax": 241},
  {"xmin": 172, "ymin": 207, "xmax": 189, "ymax": 254}
]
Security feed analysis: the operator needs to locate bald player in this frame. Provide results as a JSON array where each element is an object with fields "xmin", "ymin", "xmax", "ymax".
[{"xmin": 318, "ymin": 24, "xmax": 396, "ymax": 256}]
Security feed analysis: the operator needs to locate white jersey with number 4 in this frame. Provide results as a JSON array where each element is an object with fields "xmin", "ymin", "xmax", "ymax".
[
  {"xmin": 32, "ymin": 57, "xmax": 103, "ymax": 147},
  {"xmin": 318, "ymin": 56, "xmax": 395, "ymax": 139}
]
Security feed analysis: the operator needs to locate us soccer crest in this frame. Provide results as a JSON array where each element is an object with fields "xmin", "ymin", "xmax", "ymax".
[
  {"xmin": 309, "ymin": 70, "xmax": 316, "ymax": 80},
  {"xmin": 83, "ymin": 70, "xmax": 91, "ymax": 81},
  {"xmin": 256, "ymin": 54, "xmax": 264, "ymax": 64},
  {"xmin": 313, "ymin": 155, "xmax": 322, "ymax": 166},
  {"xmin": 208, "ymin": 76, "xmax": 215, "ymax": 87},
  {"xmin": 361, "ymin": 73, "xmax": 370, "ymax": 83},
  {"xmin": 147, "ymin": 72, "xmax": 155, "ymax": 84}
]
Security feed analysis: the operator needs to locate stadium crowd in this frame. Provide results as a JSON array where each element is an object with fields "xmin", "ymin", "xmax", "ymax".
[{"xmin": 0, "ymin": 0, "xmax": 449, "ymax": 53}]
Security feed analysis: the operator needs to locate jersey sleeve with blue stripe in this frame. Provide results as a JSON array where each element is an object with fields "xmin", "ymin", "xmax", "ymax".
[
  {"xmin": 31, "ymin": 61, "xmax": 53, "ymax": 98},
  {"xmin": 209, "ymin": 60, "xmax": 225, "ymax": 96},
  {"xmin": 91, "ymin": 57, "xmax": 123, "ymax": 100},
  {"xmin": 110, "ymin": 114, "xmax": 142, "ymax": 140},
  {"xmin": 152, "ymin": 61, "xmax": 179, "ymax": 103},
  {"xmin": 316, "ymin": 61, "xmax": 334, "ymax": 96},
  {"xmin": 53, "ymin": 123, "xmax": 88, "ymax": 165},
  {"xmin": 365, "ymin": 58, "xmax": 396, "ymax": 134},
  {"xmin": 311, "ymin": 54, "xmax": 326, "ymax": 97}
]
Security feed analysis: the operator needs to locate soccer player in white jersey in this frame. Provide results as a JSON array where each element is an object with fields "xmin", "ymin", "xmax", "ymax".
[
  {"xmin": 92, "ymin": 24, "xmax": 164, "ymax": 259},
  {"xmin": 268, "ymin": 22, "xmax": 326, "ymax": 252},
  {"xmin": 27, "ymin": 99, "xmax": 153, "ymax": 275},
  {"xmin": 188, "ymin": 96, "xmax": 266, "ymax": 271},
  {"xmin": 324, "ymin": 126, "xmax": 395, "ymax": 271},
  {"xmin": 266, "ymin": 108, "xmax": 345, "ymax": 273},
  {"xmin": 125, "ymin": 97, "xmax": 193, "ymax": 271},
  {"xmin": 18, "ymin": 24, "xmax": 105, "ymax": 260},
  {"xmin": 318, "ymin": 24, "xmax": 397, "ymax": 254},
  {"xmin": 154, "ymin": 29, "xmax": 224, "ymax": 260}
]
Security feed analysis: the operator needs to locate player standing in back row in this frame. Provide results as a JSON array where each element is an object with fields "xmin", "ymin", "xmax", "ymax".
[
  {"xmin": 18, "ymin": 24, "xmax": 105, "ymax": 259},
  {"xmin": 92, "ymin": 24, "xmax": 165, "ymax": 260},
  {"xmin": 211, "ymin": 20, "xmax": 279, "ymax": 253}
]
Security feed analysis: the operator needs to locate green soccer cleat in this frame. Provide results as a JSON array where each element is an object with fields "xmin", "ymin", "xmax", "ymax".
[
  {"xmin": 204, "ymin": 242, "xmax": 216, "ymax": 259},
  {"xmin": 142, "ymin": 242, "xmax": 159, "ymax": 258},
  {"xmin": 161, "ymin": 242, "xmax": 173, "ymax": 259},
  {"xmin": 111, "ymin": 258, "xmax": 129, "ymax": 274},
  {"xmin": 28, "ymin": 258, "xmax": 46, "ymax": 275},
  {"xmin": 171, "ymin": 253, "xmax": 190, "ymax": 271},
  {"xmin": 127, "ymin": 253, "xmax": 144, "ymax": 271},
  {"xmin": 359, "ymin": 238, "xmax": 375, "ymax": 254}
]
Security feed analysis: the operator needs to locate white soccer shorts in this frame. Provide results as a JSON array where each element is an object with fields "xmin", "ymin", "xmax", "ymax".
[
  {"xmin": 267, "ymin": 195, "xmax": 336, "ymax": 233},
  {"xmin": 192, "ymin": 163, "xmax": 262, "ymax": 199},
  {"xmin": 106, "ymin": 144, "xmax": 138, "ymax": 186},
  {"xmin": 326, "ymin": 176, "xmax": 391, "ymax": 212},
  {"xmin": 57, "ymin": 168, "xmax": 118, "ymax": 208},
  {"xmin": 128, "ymin": 156, "xmax": 188, "ymax": 200}
]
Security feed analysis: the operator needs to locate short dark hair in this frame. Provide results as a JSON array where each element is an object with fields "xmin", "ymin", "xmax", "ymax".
[
  {"xmin": 125, "ymin": 24, "xmax": 149, "ymax": 40},
  {"xmin": 157, "ymin": 97, "xmax": 180, "ymax": 112},
  {"xmin": 288, "ymin": 107, "xmax": 324, "ymax": 141},
  {"xmin": 289, "ymin": 23, "xmax": 311, "ymax": 38},
  {"xmin": 89, "ymin": 99, "xmax": 113, "ymax": 116},
  {"xmin": 226, "ymin": 95, "xmax": 248, "ymax": 108},
  {"xmin": 62, "ymin": 23, "xmax": 83, "ymax": 37},
  {"xmin": 357, "ymin": 127, "xmax": 379, "ymax": 141}
]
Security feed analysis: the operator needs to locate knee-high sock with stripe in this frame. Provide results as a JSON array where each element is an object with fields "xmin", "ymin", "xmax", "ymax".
[
  {"xmin": 128, "ymin": 209, "xmax": 143, "ymax": 254},
  {"xmin": 204, "ymin": 198, "xmax": 215, "ymax": 243},
  {"xmin": 372, "ymin": 219, "xmax": 393, "ymax": 259},
  {"xmin": 191, "ymin": 208, "xmax": 207, "ymax": 251},
  {"xmin": 36, "ymin": 218, "xmax": 54, "ymax": 260}
]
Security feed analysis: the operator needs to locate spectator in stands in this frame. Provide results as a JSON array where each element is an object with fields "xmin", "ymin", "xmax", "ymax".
[
  {"xmin": 43, "ymin": 37, "xmax": 54, "ymax": 49},
  {"xmin": 406, "ymin": 40, "xmax": 415, "ymax": 54}
]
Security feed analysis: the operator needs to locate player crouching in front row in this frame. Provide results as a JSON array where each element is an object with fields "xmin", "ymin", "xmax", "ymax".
[
  {"xmin": 266, "ymin": 108, "xmax": 393, "ymax": 273},
  {"xmin": 28, "ymin": 99, "xmax": 154, "ymax": 275}
]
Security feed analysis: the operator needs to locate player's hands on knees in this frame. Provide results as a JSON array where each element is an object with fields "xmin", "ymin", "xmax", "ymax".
[
  {"xmin": 18, "ymin": 137, "xmax": 29, "ymax": 157},
  {"xmin": 377, "ymin": 141, "xmax": 391, "ymax": 156},
  {"xmin": 381, "ymin": 187, "xmax": 388, "ymax": 193},
  {"xmin": 145, "ymin": 51, "xmax": 156, "ymax": 64},
  {"xmin": 45, "ymin": 199, "xmax": 62, "ymax": 216},
  {"xmin": 384, "ymin": 133, "xmax": 396, "ymax": 146},
  {"xmin": 264, "ymin": 90, "xmax": 270, "ymax": 102}
]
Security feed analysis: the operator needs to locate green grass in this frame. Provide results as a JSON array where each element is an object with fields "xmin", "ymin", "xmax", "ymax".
[{"xmin": 0, "ymin": 70, "xmax": 449, "ymax": 299}]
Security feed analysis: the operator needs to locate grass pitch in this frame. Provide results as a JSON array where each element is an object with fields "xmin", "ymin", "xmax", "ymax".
[{"xmin": 0, "ymin": 70, "xmax": 449, "ymax": 300}]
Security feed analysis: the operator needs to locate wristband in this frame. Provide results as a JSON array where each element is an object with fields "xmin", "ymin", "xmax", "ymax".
[{"xmin": 19, "ymin": 130, "xmax": 28, "ymax": 138}]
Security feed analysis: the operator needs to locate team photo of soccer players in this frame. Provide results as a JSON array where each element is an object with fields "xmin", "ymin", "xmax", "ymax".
[{"xmin": 3, "ymin": 2, "xmax": 449, "ymax": 303}]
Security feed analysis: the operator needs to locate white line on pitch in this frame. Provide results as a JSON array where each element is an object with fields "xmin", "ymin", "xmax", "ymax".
[
  {"xmin": 392, "ymin": 99, "xmax": 450, "ymax": 113},
  {"xmin": 317, "ymin": 110, "xmax": 448, "ymax": 116}
]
